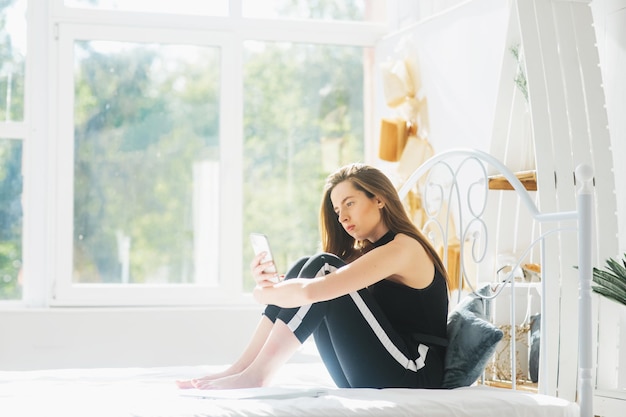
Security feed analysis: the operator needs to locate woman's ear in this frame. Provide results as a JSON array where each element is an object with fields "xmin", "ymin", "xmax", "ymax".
[{"xmin": 376, "ymin": 198, "xmax": 385, "ymax": 208}]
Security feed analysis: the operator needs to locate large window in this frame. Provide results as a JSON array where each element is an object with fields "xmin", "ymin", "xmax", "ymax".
[
  {"xmin": 242, "ymin": 41, "xmax": 366, "ymax": 289},
  {"xmin": 72, "ymin": 40, "xmax": 221, "ymax": 287},
  {"xmin": 8, "ymin": 0, "xmax": 385, "ymax": 306},
  {"xmin": 53, "ymin": 24, "xmax": 236, "ymax": 305}
]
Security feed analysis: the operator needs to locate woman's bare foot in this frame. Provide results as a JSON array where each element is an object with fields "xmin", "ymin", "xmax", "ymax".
[
  {"xmin": 176, "ymin": 378, "xmax": 203, "ymax": 389},
  {"xmin": 175, "ymin": 367, "xmax": 238, "ymax": 389},
  {"xmin": 191, "ymin": 371, "xmax": 267, "ymax": 390},
  {"xmin": 176, "ymin": 318, "xmax": 297, "ymax": 390}
]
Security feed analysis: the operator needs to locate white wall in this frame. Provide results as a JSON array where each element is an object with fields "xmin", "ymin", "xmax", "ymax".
[
  {"xmin": 377, "ymin": 0, "xmax": 509, "ymax": 156},
  {"xmin": 0, "ymin": 306, "xmax": 263, "ymax": 370},
  {"xmin": 394, "ymin": 0, "xmax": 626, "ymax": 255}
]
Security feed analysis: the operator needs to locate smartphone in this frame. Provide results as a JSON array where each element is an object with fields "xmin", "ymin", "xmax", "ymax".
[{"xmin": 250, "ymin": 233, "xmax": 280, "ymax": 282}]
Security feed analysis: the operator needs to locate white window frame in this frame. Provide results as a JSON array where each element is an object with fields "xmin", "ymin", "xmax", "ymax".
[
  {"xmin": 50, "ymin": 23, "xmax": 243, "ymax": 306},
  {"xmin": 11, "ymin": 0, "xmax": 393, "ymax": 308}
]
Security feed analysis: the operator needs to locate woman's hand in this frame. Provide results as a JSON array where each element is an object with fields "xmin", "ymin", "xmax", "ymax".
[{"xmin": 250, "ymin": 252, "xmax": 284, "ymax": 288}]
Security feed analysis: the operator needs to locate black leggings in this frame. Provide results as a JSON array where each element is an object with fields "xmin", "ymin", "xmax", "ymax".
[{"xmin": 263, "ymin": 253, "xmax": 444, "ymax": 389}]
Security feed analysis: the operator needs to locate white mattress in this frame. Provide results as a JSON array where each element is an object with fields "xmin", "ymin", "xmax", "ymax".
[{"xmin": 0, "ymin": 363, "xmax": 579, "ymax": 417}]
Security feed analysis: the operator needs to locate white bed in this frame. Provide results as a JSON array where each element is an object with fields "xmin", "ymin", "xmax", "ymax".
[
  {"xmin": 0, "ymin": 149, "xmax": 593, "ymax": 417},
  {"xmin": 0, "ymin": 363, "xmax": 578, "ymax": 417}
]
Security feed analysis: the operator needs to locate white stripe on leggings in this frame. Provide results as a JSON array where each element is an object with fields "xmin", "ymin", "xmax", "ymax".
[
  {"xmin": 286, "ymin": 304, "xmax": 311, "ymax": 333},
  {"xmin": 285, "ymin": 263, "xmax": 426, "ymax": 373},
  {"xmin": 349, "ymin": 291, "xmax": 428, "ymax": 372},
  {"xmin": 286, "ymin": 263, "xmax": 333, "ymax": 332}
]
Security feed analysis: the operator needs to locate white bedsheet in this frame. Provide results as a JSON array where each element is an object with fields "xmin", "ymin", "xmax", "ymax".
[{"xmin": 0, "ymin": 363, "xmax": 579, "ymax": 417}]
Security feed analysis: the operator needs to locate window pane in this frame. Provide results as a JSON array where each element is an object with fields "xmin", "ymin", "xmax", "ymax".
[
  {"xmin": 73, "ymin": 41, "xmax": 221, "ymax": 285},
  {"xmin": 0, "ymin": 138, "xmax": 22, "ymax": 300},
  {"xmin": 242, "ymin": 41, "xmax": 366, "ymax": 289},
  {"xmin": 0, "ymin": 0, "xmax": 26, "ymax": 122},
  {"xmin": 64, "ymin": 0, "xmax": 228, "ymax": 16},
  {"xmin": 243, "ymin": 0, "xmax": 384, "ymax": 21}
]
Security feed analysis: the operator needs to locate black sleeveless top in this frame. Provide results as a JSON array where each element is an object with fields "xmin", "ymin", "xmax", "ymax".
[{"xmin": 367, "ymin": 231, "xmax": 449, "ymax": 348}]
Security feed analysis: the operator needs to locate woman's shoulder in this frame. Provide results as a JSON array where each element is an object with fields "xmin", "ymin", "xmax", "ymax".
[
  {"xmin": 386, "ymin": 232, "xmax": 436, "ymax": 287},
  {"xmin": 390, "ymin": 232, "xmax": 427, "ymax": 251},
  {"xmin": 381, "ymin": 232, "xmax": 431, "ymax": 264}
]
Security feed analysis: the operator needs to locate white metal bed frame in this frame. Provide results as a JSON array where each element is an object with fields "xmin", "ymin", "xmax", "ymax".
[{"xmin": 397, "ymin": 148, "xmax": 594, "ymax": 417}]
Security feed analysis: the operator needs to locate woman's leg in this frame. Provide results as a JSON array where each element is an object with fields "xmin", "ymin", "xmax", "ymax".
[
  {"xmin": 286, "ymin": 254, "xmax": 439, "ymax": 389},
  {"xmin": 313, "ymin": 321, "xmax": 351, "ymax": 388},
  {"xmin": 217, "ymin": 253, "xmax": 407, "ymax": 389},
  {"xmin": 190, "ymin": 257, "xmax": 328, "ymax": 389},
  {"xmin": 191, "ymin": 318, "xmax": 302, "ymax": 389},
  {"xmin": 176, "ymin": 316, "xmax": 274, "ymax": 388},
  {"xmin": 317, "ymin": 285, "xmax": 442, "ymax": 388},
  {"xmin": 315, "ymin": 288, "xmax": 419, "ymax": 388},
  {"xmin": 176, "ymin": 257, "xmax": 310, "ymax": 389}
]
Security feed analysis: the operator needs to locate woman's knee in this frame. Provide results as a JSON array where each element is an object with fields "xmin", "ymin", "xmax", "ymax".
[
  {"xmin": 285, "ymin": 257, "xmax": 310, "ymax": 279},
  {"xmin": 298, "ymin": 253, "xmax": 346, "ymax": 278}
]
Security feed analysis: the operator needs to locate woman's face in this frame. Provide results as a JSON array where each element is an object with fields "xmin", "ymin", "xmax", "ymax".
[{"xmin": 330, "ymin": 180, "xmax": 387, "ymax": 242}]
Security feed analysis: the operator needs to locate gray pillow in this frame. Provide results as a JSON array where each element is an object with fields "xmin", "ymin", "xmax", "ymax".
[
  {"xmin": 528, "ymin": 313, "xmax": 540, "ymax": 383},
  {"xmin": 452, "ymin": 286, "xmax": 492, "ymax": 319},
  {"xmin": 442, "ymin": 287, "xmax": 503, "ymax": 389}
]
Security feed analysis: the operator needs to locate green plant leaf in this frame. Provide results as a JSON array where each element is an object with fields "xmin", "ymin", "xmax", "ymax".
[
  {"xmin": 606, "ymin": 257, "xmax": 626, "ymax": 280},
  {"xmin": 592, "ymin": 286, "xmax": 626, "ymax": 306},
  {"xmin": 593, "ymin": 268, "xmax": 626, "ymax": 293},
  {"xmin": 592, "ymin": 273, "xmax": 626, "ymax": 300},
  {"xmin": 590, "ymin": 254, "xmax": 626, "ymax": 306}
]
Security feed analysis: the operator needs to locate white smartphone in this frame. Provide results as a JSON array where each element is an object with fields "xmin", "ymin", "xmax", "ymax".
[{"xmin": 250, "ymin": 233, "xmax": 280, "ymax": 282}]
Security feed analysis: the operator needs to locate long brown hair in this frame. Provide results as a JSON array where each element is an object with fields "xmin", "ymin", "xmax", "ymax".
[{"xmin": 319, "ymin": 163, "xmax": 450, "ymax": 289}]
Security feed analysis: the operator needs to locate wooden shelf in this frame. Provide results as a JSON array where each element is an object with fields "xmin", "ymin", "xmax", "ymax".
[{"xmin": 488, "ymin": 170, "xmax": 537, "ymax": 191}]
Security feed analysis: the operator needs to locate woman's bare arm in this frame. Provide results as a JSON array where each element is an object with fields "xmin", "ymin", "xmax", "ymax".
[{"xmin": 253, "ymin": 234, "xmax": 435, "ymax": 308}]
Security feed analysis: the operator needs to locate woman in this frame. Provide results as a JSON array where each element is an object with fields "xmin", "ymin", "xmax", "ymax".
[{"xmin": 177, "ymin": 163, "xmax": 450, "ymax": 390}]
